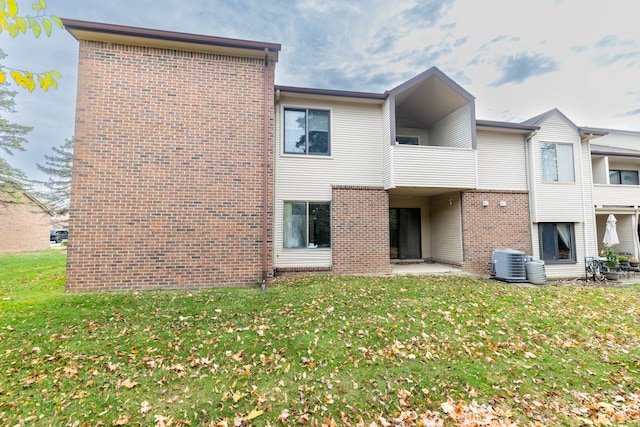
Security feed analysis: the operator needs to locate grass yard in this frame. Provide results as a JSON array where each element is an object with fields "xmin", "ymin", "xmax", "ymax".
[{"xmin": 0, "ymin": 251, "xmax": 639, "ymax": 426}]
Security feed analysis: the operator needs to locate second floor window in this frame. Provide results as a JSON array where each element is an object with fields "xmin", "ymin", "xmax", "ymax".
[
  {"xmin": 541, "ymin": 142, "xmax": 574, "ymax": 182},
  {"xmin": 284, "ymin": 108, "xmax": 330, "ymax": 155},
  {"xmin": 609, "ymin": 169, "xmax": 639, "ymax": 185}
]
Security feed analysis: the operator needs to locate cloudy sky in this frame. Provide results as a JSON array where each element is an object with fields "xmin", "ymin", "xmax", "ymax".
[{"xmin": 1, "ymin": 0, "xmax": 639, "ymax": 181}]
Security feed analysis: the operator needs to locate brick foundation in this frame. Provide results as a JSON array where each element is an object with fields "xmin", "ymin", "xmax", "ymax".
[
  {"xmin": 67, "ymin": 41, "xmax": 275, "ymax": 291},
  {"xmin": 461, "ymin": 191, "xmax": 532, "ymax": 275},
  {"xmin": 331, "ymin": 186, "xmax": 391, "ymax": 275}
]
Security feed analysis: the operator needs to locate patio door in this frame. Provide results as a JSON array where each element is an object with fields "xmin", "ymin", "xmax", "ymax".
[{"xmin": 390, "ymin": 208, "xmax": 421, "ymax": 259}]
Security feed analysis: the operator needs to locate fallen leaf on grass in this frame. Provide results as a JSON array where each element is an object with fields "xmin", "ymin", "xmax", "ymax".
[
  {"xmin": 278, "ymin": 409, "xmax": 290, "ymax": 422},
  {"xmin": 140, "ymin": 400, "xmax": 152, "ymax": 415},
  {"xmin": 118, "ymin": 379, "xmax": 139, "ymax": 389},
  {"xmin": 246, "ymin": 409, "xmax": 263, "ymax": 420},
  {"xmin": 232, "ymin": 390, "xmax": 246, "ymax": 402},
  {"xmin": 114, "ymin": 415, "xmax": 130, "ymax": 425},
  {"xmin": 154, "ymin": 415, "xmax": 172, "ymax": 427}
]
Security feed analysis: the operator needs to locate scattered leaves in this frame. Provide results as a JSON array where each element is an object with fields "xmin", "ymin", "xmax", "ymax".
[{"xmin": 1, "ymin": 254, "xmax": 639, "ymax": 426}]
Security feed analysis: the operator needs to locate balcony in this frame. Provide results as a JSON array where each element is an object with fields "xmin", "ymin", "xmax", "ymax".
[
  {"xmin": 593, "ymin": 184, "xmax": 640, "ymax": 208},
  {"xmin": 389, "ymin": 144, "xmax": 476, "ymax": 190}
]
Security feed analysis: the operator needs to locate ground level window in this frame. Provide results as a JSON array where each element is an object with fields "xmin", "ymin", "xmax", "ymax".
[
  {"xmin": 539, "ymin": 222, "xmax": 575, "ymax": 262},
  {"xmin": 283, "ymin": 202, "xmax": 330, "ymax": 249}
]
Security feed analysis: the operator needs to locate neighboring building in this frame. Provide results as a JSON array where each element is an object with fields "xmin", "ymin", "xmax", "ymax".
[
  {"xmin": 62, "ymin": 19, "xmax": 640, "ymax": 291},
  {"xmin": 0, "ymin": 189, "xmax": 55, "ymax": 253}
]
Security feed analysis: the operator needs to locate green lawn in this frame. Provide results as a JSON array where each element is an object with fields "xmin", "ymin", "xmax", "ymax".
[{"xmin": 0, "ymin": 251, "xmax": 639, "ymax": 426}]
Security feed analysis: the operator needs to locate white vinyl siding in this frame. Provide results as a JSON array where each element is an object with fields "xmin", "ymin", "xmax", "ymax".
[
  {"xmin": 529, "ymin": 113, "xmax": 583, "ymax": 222},
  {"xmin": 392, "ymin": 145, "xmax": 476, "ymax": 189},
  {"xmin": 429, "ymin": 193, "xmax": 463, "ymax": 263},
  {"xmin": 429, "ymin": 104, "xmax": 473, "ymax": 148},
  {"xmin": 528, "ymin": 111, "xmax": 597, "ymax": 278},
  {"xmin": 591, "ymin": 156, "xmax": 608, "ymax": 185},
  {"xmin": 382, "ymin": 99, "xmax": 392, "ymax": 189},
  {"xmin": 592, "ymin": 185, "xmax": 640, "ymax": 207},
  {"xmin": 275, "ymin": 98, "xmax": 384, "ymax": 268},
  {"xmin": 579, "ymin": 141, "xmax": 597, "ymax": 259},
  {"xmin": 476, "ymin": 131, "xmax": 527, "ymax": 190}
]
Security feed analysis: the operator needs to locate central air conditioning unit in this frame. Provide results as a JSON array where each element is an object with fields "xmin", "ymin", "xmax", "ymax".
[{"xmin": 492, "ymin": 249, "xmax": 527, "ymax": 282}]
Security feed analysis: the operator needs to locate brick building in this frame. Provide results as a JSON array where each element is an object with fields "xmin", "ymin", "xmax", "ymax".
[
  {"xmin": 0, "ymin": 190, "xmax": 55, "ymax": 253},
  {"xmin": 63, "ymin": 19, "xmax": 640, "ymax": 290}
]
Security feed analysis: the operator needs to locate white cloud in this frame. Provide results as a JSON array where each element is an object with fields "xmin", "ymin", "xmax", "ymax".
[{"xmin": 1, "ymin": 0, "xmax": 639, "ymax": 181}]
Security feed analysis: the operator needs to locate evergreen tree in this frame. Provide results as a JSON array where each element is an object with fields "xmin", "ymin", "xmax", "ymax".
[{"xmin": 36, "ymin": 136, "xmax": 72, "ymax": 212}]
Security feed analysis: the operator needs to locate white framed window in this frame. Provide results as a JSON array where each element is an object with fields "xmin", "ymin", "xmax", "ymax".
[
  {"xmin": 541, "ymin": 142, "xmax": 574, "ymax": 182},
  {"xmin": 284, "ymin": 108, "xmax": 330, "ymax": 155},
  {"xmin": 283, "ymin": 202, "xmax": 331, "ymax": 249},
  {"xmin": 609, "ymin": 169, "xmax": 639, "ymax": 185}
]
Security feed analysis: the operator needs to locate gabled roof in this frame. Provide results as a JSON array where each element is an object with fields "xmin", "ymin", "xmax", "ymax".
[
  {"xmin": 389, "ymin": 67, "xmax": 475, "ymax": 128},
  {"xmin": 523, "ymin": 108, "xmax": 612, "ymax": 140},
  {"xmin": 62, "ymin": 19, "xmax": 281, "ymax": 61},
  {"xmin": 0, "ymin": 186, "xmax": 55, "ymax": 215},
  {"xmin": 522, "ymin": 108, "xmax": 576, "ymax": 128},
  {"xmin": 389, "ymin": 67, "xmax": 474, "ymax": 101}
]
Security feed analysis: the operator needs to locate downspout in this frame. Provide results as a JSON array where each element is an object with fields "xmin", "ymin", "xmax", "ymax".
[
  {"xmin": 580, "ymin": 134, "xmax": 592, "ymax": 263},
  {"xmin": 524, "ymin": 130, "xmax": 537, "ymax": 256},
  {"xmin": 262, "ymin": 47, "xmax": 270, "ymax": 285}
]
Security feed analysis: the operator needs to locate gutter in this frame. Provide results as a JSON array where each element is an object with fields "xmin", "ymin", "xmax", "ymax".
[{"xmin": 262, "ymin": 48, "xmax": 270, "ymax": 284}]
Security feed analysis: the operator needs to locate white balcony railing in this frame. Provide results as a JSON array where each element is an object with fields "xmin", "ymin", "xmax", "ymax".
[
  {"xmin": 592, "ymin": 184, "xmax": 640, "ymax": 208},
  {"xmin": 390, "ymin": 145, "xmax": 476, "ymax": 189}
]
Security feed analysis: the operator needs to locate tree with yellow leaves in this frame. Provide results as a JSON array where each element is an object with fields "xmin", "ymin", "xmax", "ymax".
[{"xmin": 0, "ymin": 0, "xmax": 63, "ymax": 91}]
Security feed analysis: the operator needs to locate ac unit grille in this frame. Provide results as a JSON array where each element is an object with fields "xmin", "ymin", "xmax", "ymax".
[{"xmin": 492, "ymin": 249, "xmax": 526, "ymax": 282}]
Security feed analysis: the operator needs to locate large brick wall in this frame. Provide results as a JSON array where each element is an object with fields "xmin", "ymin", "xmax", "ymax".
[
  {"xmin": 461, "ymin": 191, "xmax": 532, "ymax": 275},
  {"xmin": 67, "ymin": 41, "xmax": 275, "ymax": 291},
  {"xmin": 331, "ymin": 186, "xmax": 391, "ymax": 275}
]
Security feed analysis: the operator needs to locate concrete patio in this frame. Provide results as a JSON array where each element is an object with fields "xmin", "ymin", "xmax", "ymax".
[{"xmin": 390, "ymin": 261, "xmax": 468, "ymax": 276}]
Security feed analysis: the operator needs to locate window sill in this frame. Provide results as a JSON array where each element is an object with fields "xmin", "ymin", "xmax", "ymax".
[
  {"xmin": 280, "ymin": 153, "xmax": 334, "ymax": 160},
  {"xmin": 283, "ymin": 247, "xmax": 331, "ymax": 251},
  {"xmin": 542, "ymin": 260, "xmax": 577, "ymax": 265},
  {"xmin": 540, "ymin": 181, "xmax": 576, "ymax": 185}
]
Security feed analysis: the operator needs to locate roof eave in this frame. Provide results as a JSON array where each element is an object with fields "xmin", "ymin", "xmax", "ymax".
[
  {"xmin": 62, "ymin": 18, "xmax": 281, "ymax": 61},
  {"xmin": 579, "ymin": 127, "xmax": 609, "ymax": 138},
  {"xmin": 476, "ymin": 119, "xmax": 540, "ymax": 133},
  {"xmin": 275, "ymin": 85, "xmax": 387, "ymax": 103}
]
